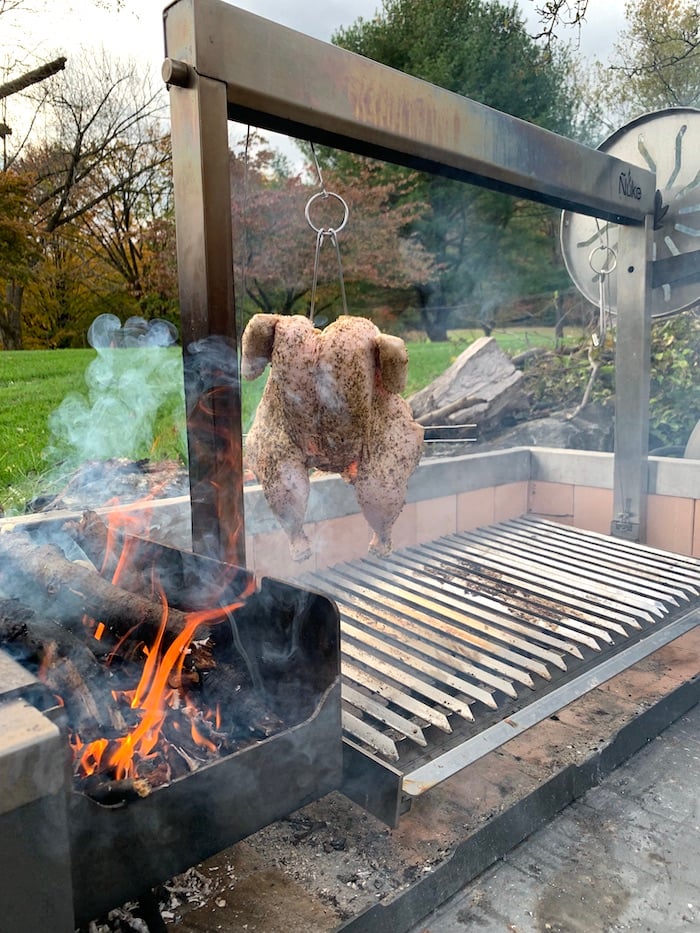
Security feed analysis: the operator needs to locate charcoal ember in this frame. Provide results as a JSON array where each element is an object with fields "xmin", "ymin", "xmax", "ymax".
[
  {"xmin": 0, "ymin": 598, "xmax": 34, "ymax": 640},
  {"xmin": 202, "ymin": 665, "xmax": 285, "ymax": 739},
  {"xmin": 186, "ymin": 709, "xmax": 231, "ymax": 751},
  {"xmin": 163, "ymin": 639, "xmax": 216, "ymax": 690},
  {"xmin": 161, "ymin": 711, "xmax": 217, "ymax": 766},
  {"xmin": 79, "ymin": 774, "xmax": 152, "ymax": 806},
  {"xmin": 133, "ymin": 752, "xmax": 175, "ymax": 789},
  {"xmin": 188, "ymin": 640, "xmax": 216, "ymax": 671},
  {"xmin": 161, "ymin": 744, "xmax": 192, "ymax": 781},
  {"xmin": 167, "ymin": 668, "xmax": 201, "ymax": 689}
]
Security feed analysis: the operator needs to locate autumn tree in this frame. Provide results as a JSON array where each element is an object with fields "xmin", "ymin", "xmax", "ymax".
[
  {"xmin": 3, "ymin": 47, "xmax": 168, "ymax": 348},
  {"xmin": 332, "ymin": 0, "xmax": 578, "ymax": 340},
  {"xmin": 71, "ymin": 131, "xmax": 173, "ymax": 316},
  {"xmin": 230, "ymin": 136, "xmax": 435, "ymax": 326},
  {"xmin": 0, "ymin": 169, "xmax": 38, "ymax": 347},
  {"xmin": 600, "ymin": 0, "xmax": 700, "ymax": 124}
]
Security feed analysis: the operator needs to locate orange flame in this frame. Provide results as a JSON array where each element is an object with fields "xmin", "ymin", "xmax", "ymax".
[
  {"xmin": 72, "ymin": 579, "xmax": 257, "ymax": 782},
  {"xmin": 67, "ymin": 441, "xmax": 253, "ymax": 784}
]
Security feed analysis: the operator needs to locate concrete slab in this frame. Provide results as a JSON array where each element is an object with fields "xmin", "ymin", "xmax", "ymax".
[{"xmin": 409, "ymin": 703, "xmax": 700, "ymax": 933}]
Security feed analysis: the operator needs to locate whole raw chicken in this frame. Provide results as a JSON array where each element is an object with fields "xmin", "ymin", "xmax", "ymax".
[{"xmin": 242, "ymin": 313, "xmax": 424, "ymax": 560}]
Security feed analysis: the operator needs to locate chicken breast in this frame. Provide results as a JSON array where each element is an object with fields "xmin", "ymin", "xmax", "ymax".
[{"xmin": 242, "ymin": 313, "xmax": 424, "ymax": 560}]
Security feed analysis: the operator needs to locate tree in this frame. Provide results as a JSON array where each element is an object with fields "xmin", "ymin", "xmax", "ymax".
[
  {"xmin": 0, "ymin": 169, "xmax": 38, "ymax": 347},
  {"xmin": 332, "ymin": 0, "xmax": 578, "ymax": 340},
  {"xmin": 2, "ymin": 47, "xmax": 169, "ymax": 348},
  {"xmin": 71, "ymin": 131, "xmax": 173, "ymax": 312},
  {"xmin": 596, "ymin": 0, "xmax": 700, "ymax": 127},
  {"xmin": 528, "ymin": 0, "xmax": 590, "ymax": 45}
]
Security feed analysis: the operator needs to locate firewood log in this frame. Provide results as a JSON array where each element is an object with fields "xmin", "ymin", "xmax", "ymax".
[
  {"xmin": 0, "ymin": 598, "xmax": 127, "ymax": 736},
  {"xmin": 414, "ymin": 394, "xmax": 485, "ymax": 426},
  {"xmin": 78, "ymin": 774, "xmax": 151, "ymax": 806},
  {"xmin": 62, "ymin": 509, "xmax": 163, "ymax": 595},
  {"xmin": 0, "ymin": 530, "xmax": 210, "ymax": 648}
]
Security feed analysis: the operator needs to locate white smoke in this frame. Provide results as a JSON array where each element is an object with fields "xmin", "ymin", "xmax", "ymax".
[{"xmin": 45, "ymin": 314, "xmax": 187, "ymax": 468}]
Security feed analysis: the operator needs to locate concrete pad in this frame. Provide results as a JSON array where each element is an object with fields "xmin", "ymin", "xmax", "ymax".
[{"xmin": 410, "ymin": 704, "xmax": 700, "ymax": 933}]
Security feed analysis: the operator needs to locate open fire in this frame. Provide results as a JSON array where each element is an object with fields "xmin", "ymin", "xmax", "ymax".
[
  {"xmin": 0, "ymin": 498, "xmax": 341, "ymax": 928},
  {"xmin": 0, "ymin": 493, "xmax": 339, "ymax": 805},
  {"xmin": 0, "ymin": 503, "xmax": 281, "ymax": 803}
]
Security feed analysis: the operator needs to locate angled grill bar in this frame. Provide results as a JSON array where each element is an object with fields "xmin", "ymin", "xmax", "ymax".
[{"xmin": 307, "ymin": 519, "xmax": 700, "ymax": 824}]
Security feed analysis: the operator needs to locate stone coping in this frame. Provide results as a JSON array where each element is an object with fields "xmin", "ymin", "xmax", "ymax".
[{"xmin": 3, "ymin": 446, "xmax": 700, "ymax": 541}]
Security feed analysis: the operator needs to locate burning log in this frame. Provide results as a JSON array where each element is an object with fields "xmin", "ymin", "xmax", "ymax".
[
  {"xmin": 0, "ymin": 530, "xmax": 211, "ymax": 648},
  {"xmin": 0, "ymin": 528, "xmax": 294, "ymax": 801},
  {"xmin": 0, "ymin": 598, "xmax": 127, "ymax": 737},
  {"xmin": 62, "ymin": 509, "xmax": 113, "ymax": 573},
  {"xmin": 62, "ymin": 508, "xmax": 163, "ymax": 595}
]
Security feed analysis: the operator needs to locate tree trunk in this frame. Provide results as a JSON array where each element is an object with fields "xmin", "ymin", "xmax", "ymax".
[
  {"xmin": 554, "ymin": 290, "xmax": 564, "ymax": 345},
  {"xmin": 1, "ymin": 281, "xmax": 24, "ymax": 349},
  {"xmin": 415, "ymin": 283, "xmax": 448, "ymax": 342}
]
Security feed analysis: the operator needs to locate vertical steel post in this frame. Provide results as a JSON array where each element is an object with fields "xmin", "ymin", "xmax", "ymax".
[
  {"xmin": 166, "ymin": 63, "xmax": 246, "ymax": 566},
  {"xmin": 611, "ymin": 216, "xmax": 654, "ymax": 541}
]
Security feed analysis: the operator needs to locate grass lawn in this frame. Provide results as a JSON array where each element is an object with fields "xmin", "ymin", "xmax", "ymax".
[
  {"xmin": 0, "ymin": 349, "xmax": 96, "ymax": 507},
  {"xmin": 0, "ymin": 327, "xmax": 575, "ymax": 512}
]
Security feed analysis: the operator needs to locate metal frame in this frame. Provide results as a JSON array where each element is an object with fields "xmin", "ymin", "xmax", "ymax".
[{"xmin": 162, "ymin": 0, "xmax": 658, "ymax": 560}]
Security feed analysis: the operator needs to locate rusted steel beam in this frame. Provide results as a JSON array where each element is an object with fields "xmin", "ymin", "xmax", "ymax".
[
  {"xmin": 165, "ymin": 48, "xmax": 245, "ymax": 566},
  {"xmin": 163, "ymin": 0, "xmax": 656, "ymax": 224}
]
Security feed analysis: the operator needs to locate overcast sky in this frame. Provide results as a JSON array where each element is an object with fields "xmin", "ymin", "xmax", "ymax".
[
  {"xmin": 8, "ymin": 0, "xmax": 628, "ymax": 73},
  {"xmin": 3, "ymin": 0, "xmax": 629, "ymax": 161}
]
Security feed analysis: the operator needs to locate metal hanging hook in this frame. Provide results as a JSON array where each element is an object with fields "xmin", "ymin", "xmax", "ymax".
[
  {"xmin": 310, "ymin": 141, "xmax": 326, "ymax": 193},
  {"xmin": 306, "ymin": 143, "xmax": 350, "ymax": 323},
  {"xmin": 589, "ymin": 243, "xmax": 617, "ymax": 345}
]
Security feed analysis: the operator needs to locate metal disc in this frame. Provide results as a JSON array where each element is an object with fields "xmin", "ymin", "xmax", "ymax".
[{"xmin": 561, "ymin": 107, "xmax": 700, "ymax": 319}]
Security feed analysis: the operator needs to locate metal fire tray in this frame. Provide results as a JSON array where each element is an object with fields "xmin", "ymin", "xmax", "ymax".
[
  {"xmin": 303, "ymin": 517, "xmax": 700, "ymax": 826},
  {"xmin": 1, "ymin": 534, "xmax": 342, "ymax": 926}
]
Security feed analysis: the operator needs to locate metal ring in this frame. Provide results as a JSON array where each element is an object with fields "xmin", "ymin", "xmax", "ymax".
[
  {"xmin": 305, "ymin": 191, "xmax": 349, "ymax": 235},
  {"xmin": 588, "ymin": 244, "xmax": 617, "ymax": 276}
]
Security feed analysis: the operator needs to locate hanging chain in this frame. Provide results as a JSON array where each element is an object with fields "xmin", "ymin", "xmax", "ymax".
[{"xmin": 306, "ymin": 143, "xmax": 349, "ymax": 323}]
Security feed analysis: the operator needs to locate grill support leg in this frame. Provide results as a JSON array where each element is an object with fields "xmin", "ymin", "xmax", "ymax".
[{"xmin": 611, "ymin": 216, "xmax": 653, "ymax": 542}]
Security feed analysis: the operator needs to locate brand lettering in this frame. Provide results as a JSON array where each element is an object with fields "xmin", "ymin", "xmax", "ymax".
[{"xmin": 619, "ymin": 169, "xmax": 642, "ymax": 200}]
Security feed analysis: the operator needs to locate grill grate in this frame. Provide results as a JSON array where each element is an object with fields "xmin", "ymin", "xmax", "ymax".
[{"xmin": 303, "ymin": 517, "xmax": 700, "ymax": 822}]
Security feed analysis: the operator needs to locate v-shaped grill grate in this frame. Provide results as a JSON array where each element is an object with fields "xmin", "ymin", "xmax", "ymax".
[{"xmin": 303, "ymin": 517, "xmax": 700, "ymax": 819}]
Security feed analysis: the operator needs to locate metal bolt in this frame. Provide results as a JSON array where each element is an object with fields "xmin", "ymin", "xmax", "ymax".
[{"xmin": 161, "ymin": 58, "xmax": 191, "ymax": 88}]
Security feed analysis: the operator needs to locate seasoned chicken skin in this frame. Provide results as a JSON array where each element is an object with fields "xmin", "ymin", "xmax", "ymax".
[{"xmin": 242, "ymin": 314, "xmax": 424, "ymax": 560}]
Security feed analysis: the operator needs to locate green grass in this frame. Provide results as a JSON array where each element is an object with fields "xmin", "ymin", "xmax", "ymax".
[
  {"xmin": 0, "ymin": 349, "xmax": 96, "ymax": 507},
  {"xmin": 0, "ymin": 328, "xmax": 572, "ymax": 512},
  {"xmin": 404, "ymin": 327, "xmax": 582, "ymax": 395}
]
